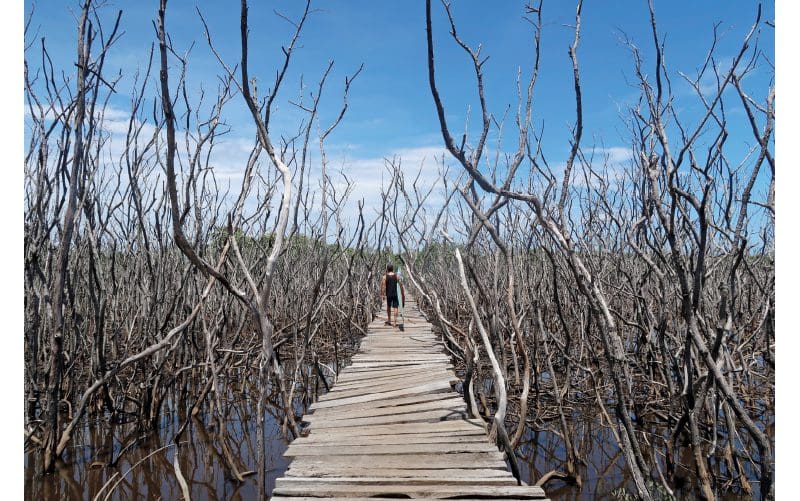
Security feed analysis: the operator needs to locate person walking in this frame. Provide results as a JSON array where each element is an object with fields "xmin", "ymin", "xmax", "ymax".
[{"xmin": 380, "ymin": 263, "xmax": 405, "ymax": 327}]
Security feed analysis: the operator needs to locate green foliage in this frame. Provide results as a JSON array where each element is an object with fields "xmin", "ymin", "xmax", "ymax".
[
  {"xmin": 610, "ymin": 480, "xmax": 675, "ymax": 501},
  {"xmin": 414, "ymin": 241, "xmax": 456, "ymax": 265}
]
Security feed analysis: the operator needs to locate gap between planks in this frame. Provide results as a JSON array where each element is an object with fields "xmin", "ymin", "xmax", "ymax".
[{"xmin": 272, "ymin": 296, "xmax": 548, "ymax": 500}]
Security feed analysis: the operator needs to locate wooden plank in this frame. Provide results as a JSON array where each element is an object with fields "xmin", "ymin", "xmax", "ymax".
[
  {"xmin": 272, "ymin": 481, "xmax": 547, "ymax": 498},
  {"xmin": 325, "ymin": 374, "xmax": 456, "ymax": 395},
  {"xmin": 274, "ymin": 498, "xmax": 541, "ymax": 501},
  {"xmin": 339, "ymin": 361, "xmax": 446, "ymax": 371},
  {"xmin": 301, "ymin": 427, "xmax": 486, "ymax": 440},
  {"xmin": 359, "ymin": 339, "xmax": 435, "ymax": 344},
  {"xmin": 306, "ymin": 407, "xmax": 469, "ymax": 429},
  {"xmin": 364, "ymin": 331, "xmax": 433, "ymax": 335},
  {"xmin": 362, "ymin": 335, "xmax": 434, "ymax": 339},
  {"xmin": 325, "ymin": 369, "xmax": 455, "ymax": 390},
  {"xmin": 366, "ymin": 328, "xmax": 433, "ymax": 333},
  {"xmin": 301, "ymin": 419, "xmax": 487, "ymax": 437},
  {"xmin": 284, "ymin": 466, "xmax": 511, "ymax": 479},
  {"xmin": 350, "ymin": 356, "xmax": 450, "ymax": 363},
  {"xmin": 286, "ymin": 452, "xmax": 507, "ymax": 469},
  {"xmin": 332, "ymin": 370, "xmax": 455, "ymax": 389},
  {"xmin": 335, "ymin": 365, "xmax": 453, "ymax": 382},
  {"xmin": 317, "ymin": 376, "xmax": 457, "ymax": 402},
  {"xmin": 309, "ymin": 380, "xmax": 453, "ymax": 410},
  {"xmin": 285, "ymin": 441, "xmax": 499, "ymax": 457},
  {"xmin": 357, "ymin": 351, "xmax": 441, "ymax": 357},
  {"xmin": 305, "ymin": 397, "xmax": 466, "ymax": 421},
  {"xmin": 353, "ymin": 349, "xmax": 443, "ymax": 355},
  {"xmin": 360, "ymin": 342, "xmax": 439, "ymax": 347},
  {"xmin": 352, "ymin": 351, "xmax": 450, "ymax": 362},
  {"xmin": 363, "ymin": 331, "xmax": 432, "ymax": 336},
  {"xmin": 344, "ymin": 361, "xmax": 449, "ymax": 370},
  {"xmin": 351, "ymin": 348, "xmax": 437, "ymax": 354},
  {"xmin": 306, "ymin": 389, "xmax": 460, "ymax": 415},
  {"xmin": 354, "ymin": 342, "xmax": 438, "ymax": 349},
  {"xmin": 277, "ymin": 476, "xmax": 516, "ymax": 486},
  {"xmin": 291, "ymin": 432, "xmax": 489, "ymax": 447}
]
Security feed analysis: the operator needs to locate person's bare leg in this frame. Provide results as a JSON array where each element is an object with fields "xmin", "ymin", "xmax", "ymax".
[
  {"xmin": 393, "ymin": 307, "xmax": 400, "ymax": 327},
  {"xmin": 386, "ymin": 302, "xmax": 392, "ymax": 325}
]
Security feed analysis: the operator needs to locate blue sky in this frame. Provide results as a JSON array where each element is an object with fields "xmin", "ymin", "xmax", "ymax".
[
  {"xmin": 22, "ymin": 0, "xmax": 775, "ymax": 208},
  {"xmin": 8, "ymin": 1, "xmax": 796, "ymax": 497}
]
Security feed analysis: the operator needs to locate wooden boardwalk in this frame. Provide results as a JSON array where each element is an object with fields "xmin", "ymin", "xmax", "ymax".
[{"xmin": 271, "ymin": 298, "xmax": 549, "ymax": 500}]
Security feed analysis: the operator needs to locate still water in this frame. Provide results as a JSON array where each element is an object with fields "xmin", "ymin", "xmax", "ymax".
[{"xmin": 25, "ymin": 377, "xmax": 767, "ymax": 500}]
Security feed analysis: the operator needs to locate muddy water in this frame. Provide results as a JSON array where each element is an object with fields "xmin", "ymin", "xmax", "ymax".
[
  {"xmin": 25, "ymin": 386, "xmax": 293, "ymax": 500},
  {"xmin": 25, "ymin": 379, "xmax": 769, "ymax": 500},
  {"xmin": 515, "ymin": 415, "xmax": 768, "ymax": 500}
]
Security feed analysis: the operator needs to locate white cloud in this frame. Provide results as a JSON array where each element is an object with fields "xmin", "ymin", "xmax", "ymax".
[
  {"xmin": 27, "ymin": 99, "xmax": 466, "ymax": 245},
  {"xmin": 319, "ymin": 145, "xmax": 455, "ymax": 235},
  {"xmin": 555, "ymin": 145, "xmax": 635, "ymax": 189}
]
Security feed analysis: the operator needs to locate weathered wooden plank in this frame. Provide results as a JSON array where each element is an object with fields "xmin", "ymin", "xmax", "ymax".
[
  {"xmin": 369, "ymin": 328, "xmax": 432, "ymax": 337},
  {"xmin": 362, "ymin": 334, "xmax": 434, "ymax": 339},
  {"xmin": 310, "ymin": 397, "xmax": 465, "ymax": 419},
  {"xmin": 360, "ymin": 343, "xmax": 439, "ymax": 348},
  {"xmin": 326, "ymin": 369, "xmax": 454, "ymax": 390},
  {"xmin": 277, "ymin": 476, "xmax": 516, "ymax": 486},
  {"xmin": 332, "ymin": 370, "xmax": 455, "ymax": 390},
  {"xmin": 343, "ymin": 361, "xmax": 449, "ymax": 371},
  {"xmin": 357, "ymin": 351, "xmax": 441, "ymax": 357},
  {"xmin": 340, "ymin": 360, "xmax": 445, "ymax": 370},
  {"xmin": 325, "ymin": 373, "xmax": 456, "ymax": 394},
  {"xmin": 301, "ymin": 418, "xmax": 487, "ymax": 437},
  {"xmin": 301, "ymin": 426, "xmax": 486, "ymax": 439},
  {"xmin": 358, "ymin": 343, "xmax": 435, "ymax": 349},
  {"xmin": 284, "ymin": 466, "xmax": 511, "ymax": 479},
  {"xmin": 336, "ymin": 366, "xmax": 454, "ymax": 377},
  {"xmin": 353, "ymin": 341, "xmax": 445, "ymax": 350},
  {"xmin": 349, "ymin": 351, "xmax": 441, "ymax": 358},
  {"xmin": 360, "ymin": 338, "xmax": 434, "ymax": 343},
  {"xmin": 274, "ymin": 498, "xmax": 540, "ymax": 501},
  {"xmin": 290, "ymin": 431, "xmax": 489, "ymax": 447},
  {"xmin": 318, "ymin": 376, "xmax": 457, "ymax": 402},
  {"xmin": 285, "ymin": 440, "xmax": 499, "ymax": 457},
  {"xmin": 360, "ymin": 340, "xmax": 437, "ymax": 345},
  {"xmin": 286, "ymin": 452, "xmax": 507, "ymax": 469},
  {"xmin": 305, "ymin": 397, "xmax": 466, "ymax": 421},
  {"xmin": 306, "ymin": 390, "xmax": 461, "ymax": 416},
  {"xmin": 309, "ymin": 381, "xmax": 453, "ymax": 410},
  {"xmin": 366, "ymin": 327, "xmax": 433, "ymax": 333},
  {"xmin": 354, "ymin": 342, "xmax": 438, "ymax": 349},
  {"xmin": 335, "ymin": 364, "xmax": 453, "ymax": 381},
  {"xmin": 272, "ymin": 480, "xmax": 547, "ymax": 498},
  {"xmin": 306, "ymin": 407, "xmax": 469, "ymax": 429},
  {"xmin": 350, "ymin": 356, "xmax": 450, "ymax": 364}
]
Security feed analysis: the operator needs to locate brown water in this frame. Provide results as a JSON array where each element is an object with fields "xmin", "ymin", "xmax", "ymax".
[
  {"xmin": 25, "ymin": 388, "xmax": 292, "ymax": 500},
  {"xmin": 514, "ymin": 413, "xmax": 767, "ymax": 500},
  {"xmin": 25, "ymin": 378, "xmax": 769, "ymax": 500}
]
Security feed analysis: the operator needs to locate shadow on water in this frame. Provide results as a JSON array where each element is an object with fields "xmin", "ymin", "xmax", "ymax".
[
  {"xmin": 26, "ymin": 348, "xmax": 771, "ymax": 500},
  {"xmin": 24, "ymin": 322, "xmax": 366, "ymax": 500},
  {"xmin": 460, "ymin": 374, "xmax": 771, "ymax": 500},
  {"xmin": 514, "ymin": 411, "xmax": 770, "ymax": 500},
  {"xmin": 24, "ymin": 378, "xmax": 295, "ymax": 500}
]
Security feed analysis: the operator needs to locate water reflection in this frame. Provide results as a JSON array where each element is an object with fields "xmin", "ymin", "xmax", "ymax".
[
  {"xmin": 26, "ymin": 366, "xmax": 770, "ymax": 500},
  {"xmin": 515, "ymin": 412, "xmax": 768, "ymax": 500},
  {"xmin": 25, "ymin": 381, "xmax": 293, "ymax": 500}
]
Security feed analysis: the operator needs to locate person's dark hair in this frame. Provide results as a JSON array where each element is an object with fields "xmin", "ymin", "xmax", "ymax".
[{"xmin": 387, "ymin": 263, "xmax": 394, "ymax": 272}]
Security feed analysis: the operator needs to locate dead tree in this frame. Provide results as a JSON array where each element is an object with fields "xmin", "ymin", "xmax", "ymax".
[{"xmin": 424, "ymin": 0, "xmax": 653, "ymax": 496}]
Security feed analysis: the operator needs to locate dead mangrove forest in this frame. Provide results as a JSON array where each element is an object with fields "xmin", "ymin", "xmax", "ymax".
[{"xmin": 24, "ymin": 0, "xmax": 774, "ymax": 500}]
